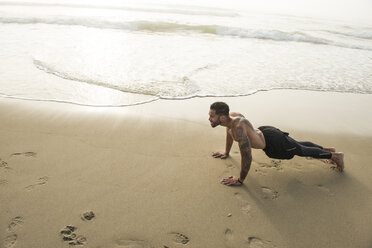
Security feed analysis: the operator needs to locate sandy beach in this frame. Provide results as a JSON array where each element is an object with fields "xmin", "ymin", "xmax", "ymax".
[{"xmin": 1, "ymin": 90, "xmax": 372, "ymax": 248}]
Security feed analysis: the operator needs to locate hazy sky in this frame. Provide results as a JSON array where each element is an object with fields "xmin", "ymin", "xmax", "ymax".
[
  {"xmin": 235, "ymin": 0, "xmax": 372, "ymax": 23},
  {"xmin": 174, "ymin": 0, "xmax": 372, "ymax": 24},
  {"xmin": 130, "ymin": 0, "xmax": 372, "ymax": 24},
  {"xmin": 3, "ymin": 0, "xmax": 372, "ymax": 24}
]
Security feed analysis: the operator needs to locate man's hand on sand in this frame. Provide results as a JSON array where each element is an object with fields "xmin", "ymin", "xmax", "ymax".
[
  {"xmin": 212, "ymin": 152, "xmax": 229, "ymax": 159},
  {"xmin": 221, "ymin": 176, "xmax": 243, "ymax": 186}
]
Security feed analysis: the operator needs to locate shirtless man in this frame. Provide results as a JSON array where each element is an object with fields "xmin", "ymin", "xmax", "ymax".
[{"xmin": 208, "ymin": 102, "xmax": 345, "ymax": 186}]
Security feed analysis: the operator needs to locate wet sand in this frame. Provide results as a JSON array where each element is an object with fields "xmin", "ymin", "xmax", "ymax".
[{"xmin": 1, "ymin": 90, "xmax": 372, "ymax": 248}]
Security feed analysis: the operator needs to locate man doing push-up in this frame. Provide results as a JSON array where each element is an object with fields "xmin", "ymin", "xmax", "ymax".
[{"xmin": 208, "ymin": 102, "xmax": 345, "ymax": 186}]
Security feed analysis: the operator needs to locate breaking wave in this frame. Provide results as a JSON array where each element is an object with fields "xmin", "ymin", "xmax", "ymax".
[
  {"xmin": 322, "ymin": 29, "xmax": 372, "ymax": 40},
  {"xmin": 33, "ymin": 59, "xmax": 200, "ymax": 99},
  {"xmin": 1, "ymin": 17, "xmax": 371, "ymax": 51}
]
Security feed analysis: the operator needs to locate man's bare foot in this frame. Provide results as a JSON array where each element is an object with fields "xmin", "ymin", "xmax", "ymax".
[
  {"xmin": 324, "ymin": 147, "xmax": 336, "ymax": 152},
  {"xmin": 331, "ymin": 152, "xmax": 344, "ymax": 172},
  {"xmin": 323, "ymin": 147, "xmax": 336, "ymax": 164}
]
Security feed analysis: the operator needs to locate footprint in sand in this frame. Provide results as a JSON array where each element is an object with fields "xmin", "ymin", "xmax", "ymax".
[
  {"xmin": 81, "ymin": 211, "xmax": 95, "ymax": 221},
  {"xmin": 247, "ymin": 236, "xmax": 276, "ymax": 248},
  {"xmin": 115, "ymin": 238, "xmax": 152, "ymax": 248},
  {"xmin": 234, "ymin": 193, "xmax": 251, "ymax": 215},
  {"xmin": 254, "ymin": 170, "xmax": 266, "ymax": 176},
  {"xmin": 4, "ymin": 216, "xmax": 24, "ymax": 248},
  {"xmin": 168, "ymin": 232, "xmax": 190, "ymax": 245},
  {"xmin": 257, "ymin": 160, "xmax": 282, "ymax": 171},
  {"xmin": 261, "ymin": 187, "xmax": 279, "ymax": 200},
  {"xmin": 0, "ymin": 159, "xmax": 10, "ymax": 169},
  {"xmin": 25, "ymin": 176, "xmax": 48, "ymax": 190},
  {"xmin": 225, "ymin": 162, "xmax": 235, "ymax": 169},
  {"xmin": 0, "ymin": 179, "xmax": 8, "ymax": 185},
  {"xmin": 3, "ymin": 234, "xmax": 17, "ymax": 248},
  {"xmin": 60, "ymin": 225, "xmax": 87, "ymax": 246},
  {"xmin": 7, "ymin": 217, "xmax": 24, "ymax": 232},
  {"xmin": 11, "ymin": 152, "xmax": 37, "ymax": 157},
  {"xmin": 224, "ymin": 228, "xmax": 234, "ymax": 248},
  {"xmin": 222, "ymin": 162, "xmax": 235, "ymax": 175},
  {"xmin": 226, "ymin": 229, "xmax": 276, "ymax": 248},
  {"xmin": 316, "ymin": 184, "xmax": 335, "ymax": 197},
  {"xmin": 270, "ymin": 160, "xmax": 282, "ymax": 168},
  {"xmin": 224, "ymin": 228, "xmax": 233, "ymax": 241}
]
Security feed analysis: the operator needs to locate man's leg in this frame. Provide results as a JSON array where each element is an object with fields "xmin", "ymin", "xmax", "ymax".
[
  {"xmin": 287, "ymin": 137, "xmax": 344, "ymax": 171},
  {"xmin": 298, "ymin": 141, "xmax": 335, "ymax": 153},
  {"xmin": 297, "ymin": 141, "xmax": 323, "ymax": 149},
  {"xmin": 293, "ymin": 143, "xmax": 332, "ymax": 159}
]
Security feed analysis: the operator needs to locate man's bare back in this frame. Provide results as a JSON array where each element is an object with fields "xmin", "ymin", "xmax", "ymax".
[{"xmin": 227, "ymin": 112, "xmax": 266, "ymax": 149}]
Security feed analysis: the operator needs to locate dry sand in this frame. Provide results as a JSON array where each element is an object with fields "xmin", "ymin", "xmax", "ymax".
[{"xmin": 1, "ymin": 90, "xmax": 372, "ymax": 248}]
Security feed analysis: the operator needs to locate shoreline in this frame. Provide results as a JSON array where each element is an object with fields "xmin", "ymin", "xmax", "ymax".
[
  {"xmin": 1, "ymin": 89, "xmax": 372, "ymax": 248},
  {"xmin": 1, "ymin": 89, "xmax": 371, "ymax": 134},
  {"xmin": 1, "ymin": 87, "xmax": 371, "ymax": 108}
]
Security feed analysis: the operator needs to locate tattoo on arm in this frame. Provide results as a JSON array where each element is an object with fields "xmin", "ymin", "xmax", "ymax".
[
  {"xmin": 242, "ymin": 119, "xmax": 254, "ymax": 130},
  {"xmin": 225, "ymin": 128, "xmax": 233, "ymax": 154},
  {"xmin": 235, "ymin": 126, "xmax": 252, "ymax": 182},
  {"xmin": 239, "ymin": 141, "xmax": 250, "ymax": 150},
  {"xmin": 236, "ymin": 126, "xmax": 250, "ymax": 146},
  {"xmin": 235, "ymin": 126, "xmax": 245, "ymax": 139}
]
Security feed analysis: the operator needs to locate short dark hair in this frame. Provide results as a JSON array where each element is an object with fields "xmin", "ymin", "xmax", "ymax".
[{"xmin": 210, "ymin": 102, "xmax": 229, "ymax": 116}]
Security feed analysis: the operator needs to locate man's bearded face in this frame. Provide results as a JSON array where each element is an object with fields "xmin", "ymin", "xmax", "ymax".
[{"xmin": 209, "ymin": 109, "xmax": 221, "ymax": 128}]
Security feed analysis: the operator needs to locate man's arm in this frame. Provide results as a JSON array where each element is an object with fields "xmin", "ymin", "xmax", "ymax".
[
  {"xmin": 224, "ymin": 128, "xmax": 233, "ymax": 156},
  {"xmin": 237, "ymin": 125, "xmax": 252, "ymax": 182},
  {"xmin": 212, "ymin": 128, "xmax": 233, "ymax": 159},
  {"xmin": 221, "ymin": 124, "xmax": 252, "ymax": 186}
]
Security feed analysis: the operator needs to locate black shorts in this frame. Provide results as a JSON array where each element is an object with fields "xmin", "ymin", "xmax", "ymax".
[{"xmin": 258, "ymin": 126, "xmax": 296, "ymax": 159}]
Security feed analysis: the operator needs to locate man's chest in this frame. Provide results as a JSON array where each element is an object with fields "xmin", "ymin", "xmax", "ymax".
[{"xmin": 227, "ymin": 128, "xmax": 238, "ymax": 141}]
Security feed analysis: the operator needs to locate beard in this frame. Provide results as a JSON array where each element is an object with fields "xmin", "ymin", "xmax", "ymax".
[{"xmin": 210, "ymin": 119, "xmax": 220, "ymax": 128}]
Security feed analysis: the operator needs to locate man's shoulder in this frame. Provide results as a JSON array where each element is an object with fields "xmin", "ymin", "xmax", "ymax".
[
  {"xmin": 233, "ymin": 116, "xmax": 253, "ymax": 130},
  {"xmin": 230, "ymin": 112, "xmax": 245, "ymax": 118},
  {"xmin": 232, "ymin": 117, "xmax": 248, "ymax": 128}
]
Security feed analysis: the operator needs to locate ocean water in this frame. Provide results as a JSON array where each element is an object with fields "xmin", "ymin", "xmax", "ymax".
[{"xmin": 0, "ymin": 0, "xmax": 371, "ymax": 106}]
